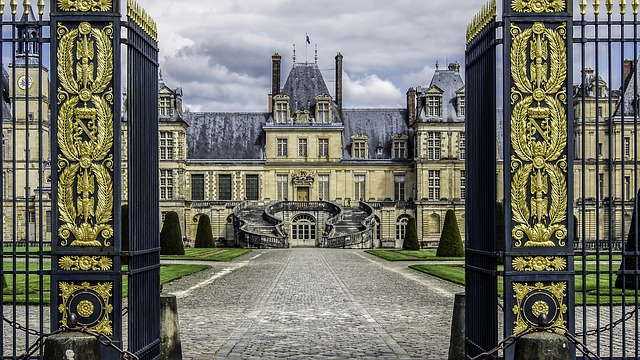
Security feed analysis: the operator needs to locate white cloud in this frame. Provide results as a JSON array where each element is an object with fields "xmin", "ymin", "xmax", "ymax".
[{"xmin": 343, "ymin": 72, "xmax": 404, "ymax": 108}]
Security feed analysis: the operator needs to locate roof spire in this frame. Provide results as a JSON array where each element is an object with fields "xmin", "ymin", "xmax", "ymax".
[
  {"xmin": 315, "ymin": 44, "xmax": 318, "ymax": 64},
  {"xmin": 293, "ymin": 43, "xmax": 296, "ymax": 64}
]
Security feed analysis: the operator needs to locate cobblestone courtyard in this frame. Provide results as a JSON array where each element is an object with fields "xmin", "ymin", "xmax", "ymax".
[{"xmin": 162, "ymin": 248, "xmax": 464, "ymax": 359}]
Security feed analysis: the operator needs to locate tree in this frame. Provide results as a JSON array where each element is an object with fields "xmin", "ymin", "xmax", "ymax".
[
  {"xmin": 121, "ymin": 205, "xmax": 129, "ymax": 265},
  {"xmin": 437, "ymin": 209, "xmax": 464, "ymax": 257},
  {"xmin": 615, "ymin": 189, "xmax": 640, "ymax": 289},
  {"xmin": 160, "ymin": 211, "xmax": 185, "ymax": 255},
  {"xmin": 402, "ymin": 216, "xmax": 420, "ymax": 250},
  {"xmin": 194, "ymin": 214, "xmax": 216, "ymax": 248}
]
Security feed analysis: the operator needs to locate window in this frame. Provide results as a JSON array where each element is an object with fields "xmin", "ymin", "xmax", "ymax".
[
  {"xmin": 277, "ymin": 138, "xmax": 288, "ymax": 157},
  {"xmin": 318, "ymin": 138, "xmax": 329, "ymax": 157},
  {"xmin": 318, "ymin": 174, "xmax": 329, "ymax": 200},
  {"xmin": 625, "ymin": 176, "xmax": 631, "ymax": 200},
  {"xmin": 460, "ymin": 170, "xmax": 466, "ymax": 200},
  {"xmin": 427, "ymin": 132, "xmax": 441, "ymax": 160},
  {"xmin": 160, "ymin": 132, "xmax": 174, "ymax": 160},
  {"xmin": 428, "ymin": 170, "xmax": 440, "ymax": 200},
  {"xmin": 298, "ymin": 138, "xmax": 308, "ymax": 157},
  {"xmin": 161, "ymin": 211, "xmax": 167, "ymax": 223},
  {"xmin": 291, "ymin": 214, "xmax": 316, "ymax": 241},
  {"xmin": 246, "ymin": 174, "xmax": 259, "ymax": 200},
  {"xmin": 46, "ymin": 210, "xmax": 52, "ymax": 232},
  {"xmin": 394, "ymin": 175, "xmax": 405, "ymax": 201},
  {"xmin": 353, "ymin": 141, "xmax": 367, "ymax": 159},
  {"xmin": 598, "ymin": 173, "xmax": 604, "ymax": 200},
  {"xmin": 427, "ymin": 95, "xmax": 442, "ymax": 117},
  {"xmin": 459, "ymin": 132, "xmax": 465, "ymax": 160},
  {"xmin": 218, "ymin": 174, "xmax": 232, "ymax": 200},
  {"xmin": 277, "ymin": 174, "xmax": 288, "ymax": 200},
  {"xmin": 159, "ymin": 96, "xmax": 172, "ymax": 117},
  {"xmin": 316, "ymin": 101, "xmax": 330, "ymax": 123},
  {"xmin": 597, "ymin": 106, "xmax": 603, "ymax": 117},
  {"xmin": 597, "ymin": 142, "xmax": 603, "ymax": 157},
  {"xmin": 354, "ymin": 174, "xmax": 366, "ymax": 201},
  {"xmin": 393, "ymin": 141, "xmax": 407, "ymax": 159},
  {"xmin": 160, "ymin": 169, "xmax": 173, "ymax": 200},
  {"xmin": 191, "ymin": 174, "xmax": 205, "ymax": 200},
  {"xmin": 458, "ymin": 95, "xmax": 465, "ymax": 117},
  {"xmin": 275, "ymin": 101, "xmax": 289, "ymax": 123},
  {"xmin": 625, "ymin": 137, "xmax": 631, "ymax": 157},
  {"xmin": 396, "ymin": 215, "xmax": 409, "ymax": 240}
]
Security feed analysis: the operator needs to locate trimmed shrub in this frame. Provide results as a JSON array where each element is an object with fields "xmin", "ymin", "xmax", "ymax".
[
  {"xmin": 402, "ymin": 216, "xmax": 420, "ymax": 250},
  {"xmin": 437, "ymin": 209, "xmax": 464, "ymax": 257},
  {"xmin": 121, "ymin": 204, "xmax": 129, "ymax": 265},
  {"xmin": 615, "ymin": 189, "xmax": 640, "ymax": 289},
  {"xmin": 194, "ymin": 214, "xmax": 216, "ymax": 248},
  {"xmin": 2, "ymin": 274, "xmax": 6, "ymax": 290},
  {"xmin": 160, "ymin": 211, "xmax": 184, "ymax": 255}
]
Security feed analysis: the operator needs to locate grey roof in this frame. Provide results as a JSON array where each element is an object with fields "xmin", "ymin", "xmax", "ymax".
[
  {"xmin": 1, "ymin": 68, "xmax": 11, "ymax": 119},
  {"xmin": 281, "ymin": 62, "xmax": 341, "ymax": 122},
  {"xmin": 342, "ymin": 108, "xmax": 411, "ymax": 160},
  {"xmin": 617, "ymin": 61, "xmax": 639, "ymax": 117},
  {"xmin": 417, "ymin": 69, "xmax": 464, "ymax": 123},
  {"xmin": 185, "ymin": 112, "xmax": 268, "ymax": 160}
]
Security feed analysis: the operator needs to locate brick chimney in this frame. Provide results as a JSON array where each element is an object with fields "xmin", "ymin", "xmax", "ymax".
[
  {"xmin": 270, "ymin": 53, "xmax": 282, "ymax": 112},
  {"xmin": 335, "ymin": 52, "xmax": 343, "ymax": 119},
  {"xmin": 624, "ymin": 59, "xmax": 635, "ymax": 82},
  {"xmin": 407, "ymin": 87, "xmax": 416, "ymax": 126}
]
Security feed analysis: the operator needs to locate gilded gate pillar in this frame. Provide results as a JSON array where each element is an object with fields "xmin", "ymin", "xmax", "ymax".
[
  {"xmin": 502, "ymin": 1, "xmax": 574, "ymax": 358},
  {"xmin": 49, "ymin": 0, "xmax": 122, "ymax": 358}
]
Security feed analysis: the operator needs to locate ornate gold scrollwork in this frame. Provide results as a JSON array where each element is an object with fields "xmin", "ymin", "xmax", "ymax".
[
  {"xmin": 510, "ymin": 22, "xmax": 568, "ymax": 247},
  {"xmin": 512, "ymin": 256, "xmax": 567, "ymax": 271},
  {"xmin": 512, "ymin": 281, "xmax": 567, "ymax": 334},
  {"xmin": 58, "ymin": 0, "xmax": 112, "ymax": 12},
  {"xmin": 59, "ymin": 256, "xmax": 113, "ymax": 271},
  {"xmin": 511, "ymin": 0, "xmax": 566, "ymax": 12},
  {"xmin": 57, "ymin": 22, "xmax": 115, "ymax": 247},
  {"xmin": 58, "ymin": 281, "xmax": 114, "ymax": 335}
]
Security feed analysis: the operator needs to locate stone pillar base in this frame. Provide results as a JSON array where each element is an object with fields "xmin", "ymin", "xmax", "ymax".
[
  {"xmin": 514, "ymin": 331, "xmax": 570, "ymax": 360},
  {"xmin": 44, "ymin": 331, "xmax": 101, "ymax": 360}
]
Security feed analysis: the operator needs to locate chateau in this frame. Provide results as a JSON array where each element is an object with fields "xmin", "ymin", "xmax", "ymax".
[{"xmin": 147, "ymin": 53, "xmax": 467, "ymax": 248}]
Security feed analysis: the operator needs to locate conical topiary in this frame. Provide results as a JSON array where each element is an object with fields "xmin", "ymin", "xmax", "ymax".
[
  {"xmin": 437, "ymin": 209, "xmax": 464, "ymax": 257},
  {"xmin": 615, "ymin": 189, "xmax": 640, "ymax": 289},
  {"xmin": 402, "ymin": 216, "xmax": 420, "ymax": 250},
  {"xmin": 160, "ymin": 211, "xmax": 185, "ymax": 255},
  {"xmin": 121, "ymin": 204, "xmax": 130, "ymax": 265},
  {"xmin": 194, "ymin": 214, "xmax": 216, "ymax": 248}
]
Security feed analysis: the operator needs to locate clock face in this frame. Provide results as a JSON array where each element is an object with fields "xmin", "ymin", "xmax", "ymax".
[{"xmin": 18, "ymin": 75, "xmax": 33, "ymax": 90}]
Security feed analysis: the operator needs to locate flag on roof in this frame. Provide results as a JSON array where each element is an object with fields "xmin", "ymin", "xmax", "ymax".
[{"xmin": 306, "ymin": 34, "xmax": 311, "ymax": 44}]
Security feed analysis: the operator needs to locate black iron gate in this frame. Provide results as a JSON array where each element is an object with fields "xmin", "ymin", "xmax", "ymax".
[
  {"xmin": 1, "ymin": 1, "xmax": 159, "ymax": 359},
  {"xmin": 467, "ymin": 0, "xmax": 640, "ymax": 359}
]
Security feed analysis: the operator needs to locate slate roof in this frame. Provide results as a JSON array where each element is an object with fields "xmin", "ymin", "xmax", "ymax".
[
  {"xmin": 417, "ymin": 68, "xmax": 464, "ymax": 123},
  {"xmin": 616, "ymin": 61, "xmax": 639, "ymax": 117},
  {"xmin": 185, "ymin": 112, "xmax": 268, "ymax": 160},
  {"xmin": 280, "ymin": 62, "xmax": 342, "ymax": 123},
  {"xmin": 342, "ymin": 108, "xmax": 411, "ymax": 160}
]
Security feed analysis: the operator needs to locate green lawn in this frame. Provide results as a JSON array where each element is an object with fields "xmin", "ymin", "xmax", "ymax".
[
  {"xmin": 365, "ymin": 249, "xmax": 464, "ymax": 261},
  {"xmin": 160, "ymin": 248, "xmax": 251, "ymax": 261},
  {"xmin": 2, "ymin": 262, "xmax": 210, "ymax": 305},
  {"xmin": 410, "ymin": 263, "xmax": 638, "ymax": 305}
]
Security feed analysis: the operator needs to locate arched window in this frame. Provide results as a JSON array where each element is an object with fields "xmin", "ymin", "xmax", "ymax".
[
  {"xmin": 291, "ymin": 213, "xmax": 316, "ymax": 241},
  {"xmin": 396, "ymin": 214, "xmax": 410, "ymax": 240}
]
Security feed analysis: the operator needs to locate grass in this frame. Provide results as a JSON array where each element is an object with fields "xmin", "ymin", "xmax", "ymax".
[
  {"xmin": 160, "ymin": 247, "xmax": 251, "ymax": 261},
  {"xmin": 2, "ymin": 262, "xmax": 210, "ymax": 305},
  {"xmin": 410, "ymin": 263, "xmax": 639, "ymax": 305},
  {"xmin": 365, "ymin": 249, "xmax": 464, "ymax": 261}
]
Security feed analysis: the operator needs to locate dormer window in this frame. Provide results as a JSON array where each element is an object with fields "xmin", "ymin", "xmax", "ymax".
[
  {"xmin": 159, "ymin": 95, "xmax": 172, "ymax": 117},
  {"xmin": 456, "ymin": 87, "xmax": 465, "ymax": 117},
  {"xmin": 427, "ymin": 95, "xmax": 442, "ymax": 117},
  {"xmin": 274, "ymin": 95, "xmax": 290, "ymax": 124},
  {"xmin": 392, "ymin": 134, "xmax": 408, "ymax": 159},
  {"xmin": 315, "ymin": 95, "xmax": 332, "ymax": 124},
  {"xmin": 351, "ymin": 135, "xmax": 368, "ymax": 159}
]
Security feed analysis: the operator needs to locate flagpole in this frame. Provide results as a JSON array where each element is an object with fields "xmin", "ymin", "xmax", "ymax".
[{"xmin": 305, "ymin": 32, "xmax": 308, "ymax": 64}]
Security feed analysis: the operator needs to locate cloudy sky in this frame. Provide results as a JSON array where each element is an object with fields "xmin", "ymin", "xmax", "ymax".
[{"xmin": 134, "ymin": 0, "xmax": 489, "ymax": 112}]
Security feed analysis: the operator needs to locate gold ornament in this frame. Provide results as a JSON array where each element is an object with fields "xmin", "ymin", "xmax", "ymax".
[
  {"xmin": 511, "ymin": 0, "xmax": 566, "ymax": 12},
  {"xmin": 512, "ymin": 256, "xmax": 567, "ymax": 271},
  {"xmin": 59, "ymin": 281, "xmax": 114, "ymax": 335},
  {"xmin": 58, "ymin": 0, "xmax": 112, "ymax": 12},
  {"xmin": 56, "ymin": 22, "xmax": 115, "ymax": 248},
  {"xmin": 509, "ymin": 22, "xmax": 568, "ymax": 247},
  {"xmin": 512, "ymin": 281, "xmax": 567, "ymax": 334},
  {"xmin": 59, "ymin": 256, "xmax": 113, "ymax": 271}
]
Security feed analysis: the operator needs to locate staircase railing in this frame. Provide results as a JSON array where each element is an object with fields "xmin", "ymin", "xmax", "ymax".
[
  {"xmin": 320, "ymin": 201, "xmax": 375, "ymax": 248},
  {"xmin": 233, "ymin": 201, "xmax": 289, "ymax": 248}
]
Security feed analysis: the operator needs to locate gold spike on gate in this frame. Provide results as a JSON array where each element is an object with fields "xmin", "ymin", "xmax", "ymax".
[
  {"xmin": 22, "ymin": 0, "xmax": 29, "ymax": 15},
  {"xmin": 633, "ymin": 0, "xmax": 639, "ymax": 14},
  {"xmin": 606, "ymin": 0, "xmax": 614, "ymax": 14},
  {"xmin": 10, "ymin": 0, "xmax": 17, "ymax": 15},
  {"xmin": 37, "ymin": 0, "xmax": 44, "ymax": 15},
  {"xmin": 580, "ymin": 0, "xmax": 588, "ymax": 14},
  {"xmin": 0, "ymin": 0, "xmax": 4, "ymax": 15},
  {"xmin": 621, "ymin": 0, "xmax": 627, "ymax": 14}
]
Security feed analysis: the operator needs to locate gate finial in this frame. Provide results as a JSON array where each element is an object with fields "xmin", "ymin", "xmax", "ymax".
[
  {"xmin": 606, "ymin": 0, "xmax": 614, "ymax": 14},
  {"xmin": 37, "ymin": 0, "xmax": 43, "ymax": 15},
  {"xmin": 633, "ymin": 0, "xmax": 639, "ymax": 13},
  {"xmin": 22, "ymin": 0, "xmax": 29, "ymax": 15},
  {"xmin": 594, "ymin": 0, "xmax": 600, "ymax": 14},
  {"xmin": 10, "ymin": 0, "xmax": 16, "ymax": 15},
  {"xmin": 621, "ymin": 0, "xmax": 627, "ymax": 14},
  {"xmin": 580, "ymin": 0, "xmax": 587, "ymax": 14},
  {"xmin": 0, "ymin": 0, "xmax": 4, "ymax": 15}
]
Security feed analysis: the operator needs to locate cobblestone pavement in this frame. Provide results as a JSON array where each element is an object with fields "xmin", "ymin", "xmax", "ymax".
[{"xmin": 161, "ymin": 249, "xmax": 464, "ymax": 359}]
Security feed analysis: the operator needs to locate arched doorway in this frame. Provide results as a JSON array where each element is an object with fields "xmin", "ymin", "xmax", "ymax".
[{"xmin": 290, "ymin": 213, "xmax": 316, "ymax": 247}]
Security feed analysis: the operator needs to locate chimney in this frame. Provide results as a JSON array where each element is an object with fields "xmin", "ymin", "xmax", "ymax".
[
  {"xmin": 335, "ymin": 52, "xmax": 343, "ymax": 118},
  {"xmin": 407, "ymin": 87, "xmax": 416, "ymax": 126},
  {"xmin": 270, "ymin": 53, "xmax": 282, "ymax": 112},
  {"xmin": 624, "ymin": 59, "xmax": 635, "ymax": 82}
]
